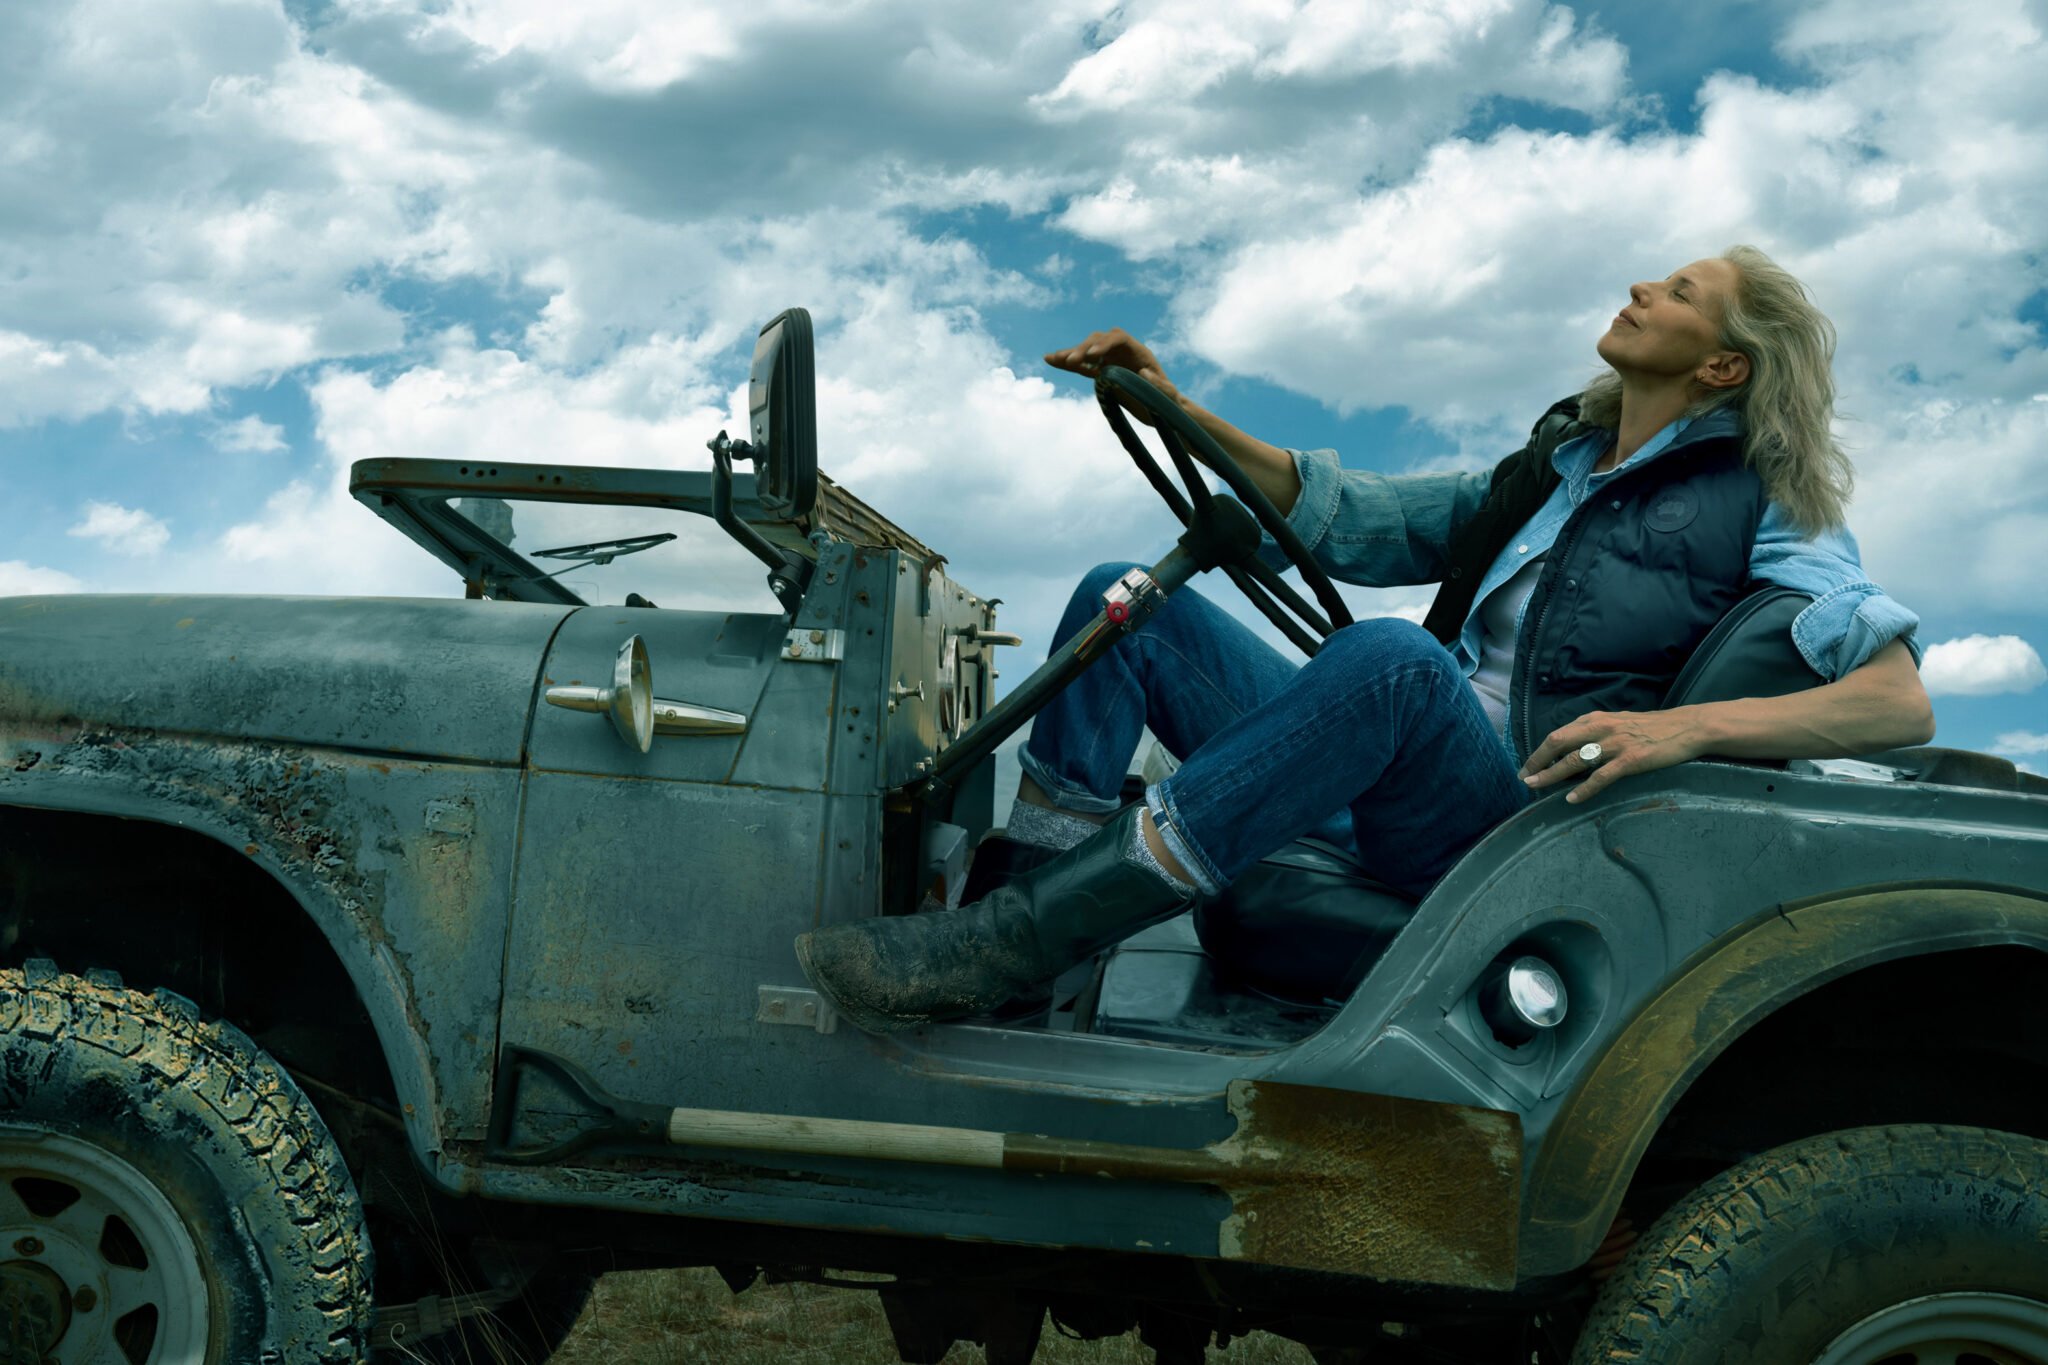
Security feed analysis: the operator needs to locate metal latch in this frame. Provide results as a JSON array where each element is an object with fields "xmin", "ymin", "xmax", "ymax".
[{"xmin": 954, "ymin": 622, "xmax": 1023, "ymax": 648}]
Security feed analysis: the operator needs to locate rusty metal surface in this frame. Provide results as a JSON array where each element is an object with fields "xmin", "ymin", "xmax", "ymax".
[
  {"xmin": 1213, "ymin": 1080, "xmax": 1519, "ymax": 1287},
  {"xmin": 999, "ymin": 1080, "xmax": 1520, "ymax": 1286},
  {"xmin": 1519, "ymin": 884, "xmax": 2048, "ymax": 1276}
]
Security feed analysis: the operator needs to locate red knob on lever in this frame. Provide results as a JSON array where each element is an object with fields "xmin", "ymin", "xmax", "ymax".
[{"xmin": 1104, "ymin": 599, "xmax": 1130, "ymax": 624}]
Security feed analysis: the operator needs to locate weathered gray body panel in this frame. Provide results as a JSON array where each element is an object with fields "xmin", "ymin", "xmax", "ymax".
[
  {"xmin": 0, "ymin": 594, "xmax": 572, "ymax": 762},
  {"xmin": 0, "ymin": 727, "xmax": 522, "ymax": 1152},
  {"xmin": 0, "ymin": 593, "xmax": 571, "ymax": 1152}
]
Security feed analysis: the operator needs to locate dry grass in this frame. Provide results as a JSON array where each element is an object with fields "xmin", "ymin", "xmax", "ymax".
[{"xmin": 551, "ymin": 1267, "xmax": 1317, "ymax": 1364}]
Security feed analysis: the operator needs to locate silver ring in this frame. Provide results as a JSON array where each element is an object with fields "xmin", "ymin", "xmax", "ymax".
[{"xmin": 1578, "ymin": 742, "xmax": 1604, "ymax": 765}]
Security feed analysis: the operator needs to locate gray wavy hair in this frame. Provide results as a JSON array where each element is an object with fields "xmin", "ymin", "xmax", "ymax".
[{"xmin": 1576, "ymin": 245, "xmax": 1853, "ymax": 533}]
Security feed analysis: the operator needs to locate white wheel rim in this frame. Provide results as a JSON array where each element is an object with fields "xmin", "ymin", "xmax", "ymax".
[
  {"xmin": 0, "ymin": 1126, "xmax": 211, "ymax": 1364},
  {"xmin": 1814, "ymin": 1291, "xmax": 2048, "ymax": 1365}
]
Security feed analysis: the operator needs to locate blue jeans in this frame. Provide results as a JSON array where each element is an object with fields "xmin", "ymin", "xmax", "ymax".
[{"xmin": 1017, "ymin": 563, "xmax": 1531, "ymax": 899}]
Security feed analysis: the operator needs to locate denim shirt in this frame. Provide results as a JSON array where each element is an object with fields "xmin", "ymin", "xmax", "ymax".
[{"xmin": 1272, "ymin": 410, "xmax": 1921, "ymax": 697}]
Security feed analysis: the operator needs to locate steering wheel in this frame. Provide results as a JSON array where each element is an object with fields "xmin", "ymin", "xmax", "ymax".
[{"xmin": 1093, "ymin": 366, "xmax": 1353, "ymax": 655}]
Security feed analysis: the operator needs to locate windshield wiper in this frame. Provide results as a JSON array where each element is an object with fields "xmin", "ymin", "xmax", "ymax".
[{"xmin": 525, "ymin": 532, "xmax": 677, "ymax": 582}]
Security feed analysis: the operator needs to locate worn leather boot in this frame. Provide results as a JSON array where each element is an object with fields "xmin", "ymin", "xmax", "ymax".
[
  {"xmin": 954, "ymin": 832, "xmax": 1063, "ymax": 1024},
  {"xmin": 795, "ymin": 805, "xmax": 1191, "ymax": 1034},
  {"xmin": 956, "ymin": 830, "xmax": 1062, "ymax": 906}
]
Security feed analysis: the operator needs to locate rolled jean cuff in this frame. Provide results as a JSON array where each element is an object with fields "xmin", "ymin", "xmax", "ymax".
[
  {"xmin": 1016, "ymin": 746, "xmax": 1126, "ymax": 817},
  {"xmin": 1144, "ymin": 782, "xmax": 1223, "ymax": 897}
]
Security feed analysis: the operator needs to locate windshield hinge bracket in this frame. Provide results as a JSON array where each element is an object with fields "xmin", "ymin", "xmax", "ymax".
[{"xmin": 783, "ymin": 628, "xmax": 844, "ymax": 663}]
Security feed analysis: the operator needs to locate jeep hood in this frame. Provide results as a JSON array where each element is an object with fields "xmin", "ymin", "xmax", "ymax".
[{"xmin": 0, "ymin": 595, "xmax": 575, "ymax": 764}]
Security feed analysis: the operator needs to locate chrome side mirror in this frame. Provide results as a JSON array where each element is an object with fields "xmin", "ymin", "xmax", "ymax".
[{"xmin": 544, "ymin": 636, "xmax": 653, "ymax": 753}]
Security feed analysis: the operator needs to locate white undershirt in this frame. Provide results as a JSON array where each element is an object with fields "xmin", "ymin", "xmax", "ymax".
[{"xmin": 1467, "ymin": 552, "xmax": 1546, "ymax": 740}]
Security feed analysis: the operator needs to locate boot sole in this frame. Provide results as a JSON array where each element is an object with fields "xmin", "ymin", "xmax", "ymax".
[{"xmin": 793, "ymin": 931, "xmax": 932, "ymax": 1036}]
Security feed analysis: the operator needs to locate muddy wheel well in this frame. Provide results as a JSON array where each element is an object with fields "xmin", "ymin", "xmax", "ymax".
[
  {"xmin": 0, "ymin": 803, "xmax": 399, "ymax": 1122},
  {"xmin": 0, "ymin": 804, "xmax": 550, "ymax": 1324},
  {"xmin": 1630, "ymin": 944, "xmax": 2048, "ymax": 1220}
]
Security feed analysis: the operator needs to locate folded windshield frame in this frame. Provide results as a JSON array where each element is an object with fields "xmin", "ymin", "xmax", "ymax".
[{"xmin": 348, "ymin": 457, "xmax": 931, "ymax": 605}]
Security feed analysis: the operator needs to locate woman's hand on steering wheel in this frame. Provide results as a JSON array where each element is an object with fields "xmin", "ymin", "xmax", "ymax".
[
  {"xmin": 1045, "ymin": 329, "xmax": 1183, "ymax": 429},
  {"xmin": 1051, "ymin": 338, "xmax": 1356, "ymax": 656}
]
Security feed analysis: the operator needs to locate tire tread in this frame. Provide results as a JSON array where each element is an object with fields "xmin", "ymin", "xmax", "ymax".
[
  {"xmin": 1, "ymin": 963, "xmax": 373, "ymax": 1362},
  {"xmin": 1573, "ymin": 1125, "xmax": 2048, "ymax": 1364}
]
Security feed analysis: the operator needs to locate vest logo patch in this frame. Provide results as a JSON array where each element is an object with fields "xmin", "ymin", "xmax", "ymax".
[{"xmin": 1645, "ymin": 486, "xmax": 1700, "ymax": 532}]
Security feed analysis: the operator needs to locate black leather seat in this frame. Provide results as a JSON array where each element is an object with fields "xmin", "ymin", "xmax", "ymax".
[{"xmin": 1192, "ymin": 837, "xmax": 1416, "ymax": 1006}]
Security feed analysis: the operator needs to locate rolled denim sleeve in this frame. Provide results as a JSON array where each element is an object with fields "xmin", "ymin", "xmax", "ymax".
[
  {"xmin": 1749, "ymin": 507, "xmax": 1923, "ymax": 680},
  {"xmin": 1261, "ymin": 448, "xmax": 1493, "ymax": 588}
]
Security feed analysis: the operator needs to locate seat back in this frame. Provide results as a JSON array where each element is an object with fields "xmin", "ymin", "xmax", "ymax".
[{"xmin": 1661, "ymin": 586, "xmax": 1820, "ymax": 710}]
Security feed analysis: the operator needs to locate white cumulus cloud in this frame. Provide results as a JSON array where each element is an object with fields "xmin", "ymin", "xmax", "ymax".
[
  {"xmin": 211, "ymin": 414, "xmax": 288, "ymax": 454},
  {"xmin": 0, "ymin": 561, "xmax": 84, "ymax": 596},
  {"xmin": 1919, "ymin": 634, "xmax": 2048, "ymax": 697},
  {"xmin": 67, "ymin": 501, "xmax": 170, "ymax": 557},
  {"xmin": 1994, "ymin": 730, "xmax": 2048, "ymax": 776},
  {"xmin": 4, "ymin": 0, "xmax": 2047, "ymax": 695}
]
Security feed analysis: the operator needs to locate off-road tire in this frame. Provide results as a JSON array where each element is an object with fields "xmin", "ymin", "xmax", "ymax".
[
  {"xmin": 1572, "ymin": 1125, "xmax": 2048, "ymax": 1363},
  {"xmin": 0, "ymin": 960, "xmax": 373, "ymax": 1362}
]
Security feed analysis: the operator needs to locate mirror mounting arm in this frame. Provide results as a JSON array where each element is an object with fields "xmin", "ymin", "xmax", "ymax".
[{"xmin": 709, "ymin": 429, "xmax": 813, "ymax": 618}]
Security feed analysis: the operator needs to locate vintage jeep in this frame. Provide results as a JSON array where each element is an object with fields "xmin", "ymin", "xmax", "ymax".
[{"xmin": 3, "ymin": 309, "xmax": 2046, "ymax": 1365}]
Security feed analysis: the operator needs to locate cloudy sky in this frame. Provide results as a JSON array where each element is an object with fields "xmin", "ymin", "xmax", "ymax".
[{"xmin": 2, "ymin": 0, "xmax": 2043, "ymax": 764}]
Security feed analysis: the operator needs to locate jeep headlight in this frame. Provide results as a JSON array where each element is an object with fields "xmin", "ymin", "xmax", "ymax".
[{"xmin": 1479, "ymin": 955, "xmax": 1569, "ymax": 1046}]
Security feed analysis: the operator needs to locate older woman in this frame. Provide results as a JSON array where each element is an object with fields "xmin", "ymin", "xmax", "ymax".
[{"xmin": 797, "ymin": 246, "xmax": 1936, "ymax": 1034}]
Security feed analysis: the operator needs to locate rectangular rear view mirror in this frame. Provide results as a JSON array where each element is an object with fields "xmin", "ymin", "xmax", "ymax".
[{"xmin": 747, "ymin": 308, "xmax": 818, "ymax": 520}]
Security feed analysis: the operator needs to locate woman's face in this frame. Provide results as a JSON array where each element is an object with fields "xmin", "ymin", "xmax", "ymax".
[{"xmin": 1596, "ymin": 256, "xmax": 1746, "ymax": 388}]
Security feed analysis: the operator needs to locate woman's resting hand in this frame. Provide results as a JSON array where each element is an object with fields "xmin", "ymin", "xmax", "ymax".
[
  {"xmin": 1521, "ymin": 710, "xmax": 1710, "ymax": 804},
  {"xmin": 1520, "ymin": 640, "xmax": 1935, "ymax": 804}
]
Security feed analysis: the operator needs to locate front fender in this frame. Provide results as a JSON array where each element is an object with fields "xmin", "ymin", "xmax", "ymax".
[
  {"xmin": 1518, "ymin": 882, "xmax": 2048, "ymax": 1277},
  {"xmin": 0, "ymin": 722, "xmax": 520, "ymax": 1177}
]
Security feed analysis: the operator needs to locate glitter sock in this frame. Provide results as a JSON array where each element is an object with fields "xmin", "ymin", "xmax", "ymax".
[
  {"xmin": 1125, "ymin": 810, "xmax": 1197, "ymax": 897},
  {"xmin": 1004, "ymin": 800, "xmax": 1101, "ymax": 851}
]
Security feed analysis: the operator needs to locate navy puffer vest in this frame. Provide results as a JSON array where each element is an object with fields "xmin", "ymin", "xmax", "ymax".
[{"xmin": 1422, "ymin": 400, "xmax": 1766, "ymax": 763}]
